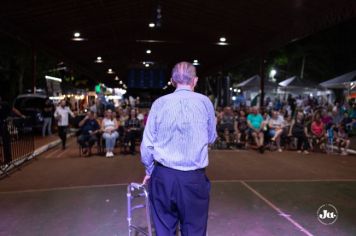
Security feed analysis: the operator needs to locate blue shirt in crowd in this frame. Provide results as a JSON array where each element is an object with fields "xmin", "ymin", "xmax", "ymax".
[{"xmin": 81, "ymin": 119, "xmax": 100, "ymax": 135}]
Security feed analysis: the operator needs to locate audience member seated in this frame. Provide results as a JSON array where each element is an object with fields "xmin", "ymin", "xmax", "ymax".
[
  {"xmin": 236, "ymin": 110, "xmax": 248, "ymax": 145},
  {"xmin": 123, "ymin": 109, "xmax": 142, "ymax": 155},
  {"xmin": 340, "ymin": 111, "xmax": 354, "ymax": 132},
  {"xmin": 101, "ymin": 109, "xmax": 119, "ymax": 158},
  {"xmin": 247, "ymin": 106, "xmax": 265, "ymax": 153},
  {"xmin": 217, "ymin": 106, "xmax": 237, "ymax": 147},
  {"xmin": 335, "ymin": 124, "xmax": 350, "ymax": 155},
  {"xmin": 321, "ymin": 109, "xmax": 333, "ymax": 126},
  {"xmin": 77, "ymin": 111, "xmax": 100, "ymax": 156},
  {"xmin": 289, "ymin": 111, "xmax": 310, "ymax": 154},
  {"xmin": 310, "ymin": 113, "xmax": 326, "ymax": 151},
  {"xmin": 268, "ymin": 110, "xmax": 284, "ymax": 152}
]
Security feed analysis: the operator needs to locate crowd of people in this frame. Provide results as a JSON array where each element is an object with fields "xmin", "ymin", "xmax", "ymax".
[
  {"xmin": 40, "ymin": 93, "xmax": 356, "ymax": 157},
  {"xmin": 71, "ymin": 99, "xmax": 147, "ymax": 157},
  {"xmin": 216, "ymin": 97, "xmax": 356, "ymax": 155},
  {"xmin": 39, "ymin": 97, "xmax": 148, "ymax": 157}
]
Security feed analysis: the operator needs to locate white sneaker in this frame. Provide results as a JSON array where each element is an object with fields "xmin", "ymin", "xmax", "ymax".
[
  {"xmin": 110, "ymin": 152, "xmax": 114, "ymax": 157},
  {"xmin": 106, "ymin": 152, "xmax": 110, "ymax": 157}
]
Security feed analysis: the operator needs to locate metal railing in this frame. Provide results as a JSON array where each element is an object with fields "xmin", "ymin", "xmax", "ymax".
[{"xmin": 0, "ymin": 117, "xmax": 35, "ymax": 177}]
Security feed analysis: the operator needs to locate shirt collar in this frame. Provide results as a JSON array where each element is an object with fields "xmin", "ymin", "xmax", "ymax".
[{"xmin": 175, "ymin": 85, "xmax": 193, "ymax": 93}]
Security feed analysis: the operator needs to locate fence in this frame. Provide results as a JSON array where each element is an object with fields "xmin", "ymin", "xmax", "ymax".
[{"xmin": 0, "ymin": 117, "xmax": 35, "ymax": 176}]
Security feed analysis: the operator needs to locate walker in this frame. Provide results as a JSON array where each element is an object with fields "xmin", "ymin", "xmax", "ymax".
[{"xmin": 127, "ymin": 183, "xmax": 153, "ymax": 236}]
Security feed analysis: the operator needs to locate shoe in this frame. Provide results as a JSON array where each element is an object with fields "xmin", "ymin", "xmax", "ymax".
[
  {"xmin": 341, "ymin": 151, "xmax": 348, "ymax": 156},
  {"xmin": 278, "ymin": 148, "xmax": 282, "ymax": 152},
  {"xmin": 110, "ymin": 152, "xmax": 115, "ymax": 157},
  {"xmin": 297, "ymin": 150, "xmax": 302, "ymax": 154},
  {"xmin": 82, "ymin": 148, "xmax": 88, "ymax": 155},
  {"xmin": 106, "ymin": 152, "xmax": 110, "ymax": 157},
  {"xmin": 303, "ymin": 150, "xmax": 309, "ymax": 155}
]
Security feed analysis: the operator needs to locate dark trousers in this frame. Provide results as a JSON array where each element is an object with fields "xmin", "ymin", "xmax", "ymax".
[
  {"xmin": 0, "ymin": 122, "xmax": 12, "ymax": 163},
  {"xmin": 58, "ymin": 126, "xmax": 68, "ymax": 148},
  {"xmin": 149, "ymin": 165, "xmax": 210, "ymax": 236},
  {"xmin": 293, "ymin": 132, "xmax": 309, "ymax": 150},
  {"xmin": 78, "ymin": 134, "xmax": 97, "ymax": 148},
  {"xmin": 124, "ymin": 130, "xmax": 140, "ymax": 152}
]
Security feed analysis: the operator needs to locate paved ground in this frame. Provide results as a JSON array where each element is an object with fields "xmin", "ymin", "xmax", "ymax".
[{"xmin": 0, "ymin": 137, "xmax": 356, "ymax": 236}]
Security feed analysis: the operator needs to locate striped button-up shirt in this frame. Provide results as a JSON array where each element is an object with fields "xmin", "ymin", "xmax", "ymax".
[{"xmin": 140, "ymin": 87, "xmax": 217, "ymax": 176}]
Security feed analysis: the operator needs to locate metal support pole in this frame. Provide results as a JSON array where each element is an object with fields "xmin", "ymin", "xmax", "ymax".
[
  {"xmin": 226, "ymin": 76, "xmax": 231, "ymax": 106},
  {"xmin": 259, "ymin": 56, "xmax": 265, "ymax": 107},
  {"xmin": 32, "ymin": 47, "xmax": 37, "ymax": 94}
]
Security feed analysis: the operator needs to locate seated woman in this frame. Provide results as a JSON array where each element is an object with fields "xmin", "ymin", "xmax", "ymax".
[
  {"xmin": 123, "ymin": 109, "xmax": 142, "ymax": 155},
  {"xmin": 268, "ymin": 110, "xmax": 284, "ymax": 152},
  {"xmin": 335, "ymin": 124, "xmax": 350, "ymax": 155},
  {"xmin": 236, "ymin": 110, "xmax": 248, "ymax": 145},
  {"xmin": 310, "ymin": 113, "xmax": 326, "ymax": 151},
  {"xmin": 101, "ymin": 109, "xmax": 119, "ymax": 157},
  {"xmin": 289, "ymin": 111, "xmax": 309, "ymax": 154}
]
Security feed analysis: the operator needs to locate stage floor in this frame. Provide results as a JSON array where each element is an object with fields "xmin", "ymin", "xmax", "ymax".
[{"xmin": 0, "ymin": 137, "xmax": 356, "ymax": 236}]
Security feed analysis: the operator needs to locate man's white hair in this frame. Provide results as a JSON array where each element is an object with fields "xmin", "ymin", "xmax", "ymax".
[{"xmin": 171, "ymin": 61, "xmax": 196, "ymax": 85}]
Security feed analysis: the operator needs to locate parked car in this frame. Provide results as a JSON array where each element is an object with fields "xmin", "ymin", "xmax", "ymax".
[{"xmin": 13, "ymin": 94, "xmax": 49, "ymax": 131}]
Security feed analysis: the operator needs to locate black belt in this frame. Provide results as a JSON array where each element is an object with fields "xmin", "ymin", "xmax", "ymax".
[{"xmin": 154, "ymin": 161, "xmax": 205, "ymax": 172}]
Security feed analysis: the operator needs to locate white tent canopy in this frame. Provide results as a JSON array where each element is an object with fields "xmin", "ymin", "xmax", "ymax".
[
  {"xmin": 236, "ymin": 75, "xmax": 276, "ymax": 88},
  {"xmin": 278, "ymin": 76, "xmax": 297, "ymax": 87},
  {"xmin": 319, "ymin": 70, "xmax": 356, "ymax": 89},
  {"xmin": 279, "ymin": 76, "xmax": 321, "ymax": 88}
]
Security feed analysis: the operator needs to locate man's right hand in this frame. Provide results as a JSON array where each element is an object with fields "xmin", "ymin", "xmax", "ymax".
[{"xmin": 142, "ymin": 175, "xmax": 151, "ymax": 185}]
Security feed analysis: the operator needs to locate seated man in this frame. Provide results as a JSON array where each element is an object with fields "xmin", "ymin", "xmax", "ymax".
[
  {"xmin": 247, "ymin": 106, "xmax": 265, "ymax": 153},
  {"xmin": 218, "ymin": 107, "xmax": 237, "ymax": 147},
  {"xmin": 340, "ymin": 111, "xmax": 354, "ymax": 132},
  {"xmin": 78, "ymin": 111, "xmax": 100, "ymax": 156},
  {"xmin": 335, "ymin": 124, "xmax": 350, "ymax": 155}
]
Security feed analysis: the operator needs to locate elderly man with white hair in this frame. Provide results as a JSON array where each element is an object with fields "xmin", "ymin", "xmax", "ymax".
[{"xmin": 140, "ymin": 61, "xmax": 217, "ymax": 236}]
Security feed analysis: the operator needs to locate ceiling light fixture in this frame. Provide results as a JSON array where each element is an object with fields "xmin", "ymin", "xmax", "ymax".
[
  {"xmin": 217, "ymin": 37, "xmax": 228, "ymax": 46},
  {"xmin": 95, "ymin": 56, "xmax": 103, "ymax": 63},
  {"xmin": 219, "ymin": 37, "xmax": 226, "ymax": 42},
  {"xmin": 145, "ymin": 63, "xmax": 150, "ymax": 67},
  {"xmin": 71, "ymin": 32, "xmax": 87, "ymax": 41},
  {"xmin": 115, "ymin": 76, "xmax": 119, "ymax": 81},
  {"xmin": 146, "ymin": 49, "xmax": 152, "ymax": 54},
  {"xmin": 107, "ymin": 68, "xmax": 114, "ymax": 74},
  {"xmin": 149, "ymin": 22, "xmax": 155, "ymax": 28},
  {"xmin": 217, "ymin": 42, "xmax": 228, "ymax": 46}
]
